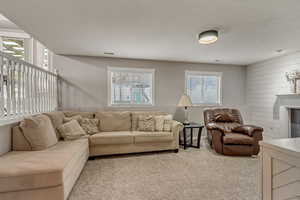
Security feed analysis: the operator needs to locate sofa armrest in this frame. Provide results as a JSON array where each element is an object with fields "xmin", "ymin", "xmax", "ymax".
[
  {"xmin": 232, "ymin": 125, "xmax": 263, "ymax": 137},
  {"xmin": 171, "ymin": 121, "xmax": 183, "ymax": 145},
  {"xmin": 171, "ymin": 120, "xmax": 183, "ymax": 135}
]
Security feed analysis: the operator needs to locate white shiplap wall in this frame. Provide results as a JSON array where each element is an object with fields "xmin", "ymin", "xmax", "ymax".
[{"xmin": 246, "ymin": 52, "xmax": 300, "ymax": 138}]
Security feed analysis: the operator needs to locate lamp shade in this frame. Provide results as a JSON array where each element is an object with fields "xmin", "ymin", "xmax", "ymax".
[{"xmin": 177, "ymin": 94, "xmax": 193, "ymax": 107}]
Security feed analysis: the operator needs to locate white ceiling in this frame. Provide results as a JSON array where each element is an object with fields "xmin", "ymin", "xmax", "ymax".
[
  {"xmin": 1, "ymin": 0, "xmax": 300, "ymax": 65},
  {"xmin": 0, "ymin": 14, "xmax": 19, "ymax": 30}
]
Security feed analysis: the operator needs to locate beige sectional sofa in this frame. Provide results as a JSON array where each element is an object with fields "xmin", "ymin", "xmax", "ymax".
[{"xmin": 0, "ymin": 111, "xmax": 182, "ymax": 200}]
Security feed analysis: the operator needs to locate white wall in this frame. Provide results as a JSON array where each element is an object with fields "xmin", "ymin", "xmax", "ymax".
[
  {"xmin": 0, "ymin": 124, "xmax": 12, "ymax": 155},
  {"xmin": 246, "ymin": 52, "xmax": 300, "ymax": 138},
  {"xmin": 54, "ymin": 55, "xmax": 247, "ymax": 123}
]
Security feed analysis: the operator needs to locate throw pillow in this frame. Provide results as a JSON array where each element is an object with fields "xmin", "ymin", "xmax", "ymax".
[
  {"xmin": 79, "ymin": 118, "xmax": 100, "ymax": 135},
  {"xmin": 163, "ymin": 119, "xmax": 173, "ymax": 132},
  {"xmin": 58, "ymin": 120, "xmax": 87, "ymax": 140},
  {"xmin": 63, "ymin": 115, "xmax": 82, "ymax": 123},
  {"xmin": 20, "ymin": 114, "xmax": 58, "ymax": 150},
  {"xmin": 154, "ymin": 114, "xmax": 173, "ymax": 131},
  {"xmin": 138, "ymin": 116, "xmax": 155, "ymax": 132}
]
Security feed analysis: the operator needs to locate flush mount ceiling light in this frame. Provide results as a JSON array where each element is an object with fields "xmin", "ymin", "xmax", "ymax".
[{"xmin": 198, "ymin": 30, "xmax": 218, "ymax": 44}]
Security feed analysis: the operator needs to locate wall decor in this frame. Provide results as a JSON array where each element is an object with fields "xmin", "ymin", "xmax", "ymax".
[
  {"xmin": 296, "ymin": 78, "xmax": 300, "ymax": 93},
  {"xmin": 286, "ymin": 71, "xmax": 300, "ymax": 93}
]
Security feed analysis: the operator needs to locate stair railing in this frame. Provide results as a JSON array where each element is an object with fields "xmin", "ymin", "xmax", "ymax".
[{"xmin": 0, "ymin": 51, "xmax": 58, "ymax": 123}]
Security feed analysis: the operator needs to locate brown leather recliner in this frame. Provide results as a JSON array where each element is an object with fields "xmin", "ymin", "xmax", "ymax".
[{"xmin": 204, "ymin": 108, "xmax": 263, "ymax": 156}]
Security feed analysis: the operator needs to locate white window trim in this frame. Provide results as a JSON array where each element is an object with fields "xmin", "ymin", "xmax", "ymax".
[
  {"xmin": 107, "ymin": 66, "xmax": 155, "ymax": 107},
  {"xmin": 185, "ymin": 70, "xmax": 223, "ymax": 106}
]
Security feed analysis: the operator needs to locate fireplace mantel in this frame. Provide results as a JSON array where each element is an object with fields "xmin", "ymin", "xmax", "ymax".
[
  {"xmin": 276, "ymin": 93, "xmax": 300, "ymax": 97},
  {"xmin": 275, "ymin": 94, "xmax": 300, "ymax": 138}
]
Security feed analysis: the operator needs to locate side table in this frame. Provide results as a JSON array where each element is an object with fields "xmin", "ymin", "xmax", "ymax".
[{"xmin": 180, "ymin": 122, "xmax": 204, "ymax": 149}]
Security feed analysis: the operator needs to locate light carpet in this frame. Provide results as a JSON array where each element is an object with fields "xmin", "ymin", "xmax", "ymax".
[{"xmin": 68, "ymin": 138, "xmax": 260, "ymax": 200}]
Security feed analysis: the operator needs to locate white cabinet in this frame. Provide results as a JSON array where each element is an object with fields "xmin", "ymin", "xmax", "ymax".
[{"xmin": 260, "ymin": 138, "xmax": 300, "ymax": 200}]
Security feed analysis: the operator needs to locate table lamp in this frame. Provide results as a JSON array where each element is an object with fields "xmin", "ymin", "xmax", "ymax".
[{"xmin": 177, "ymin": 94, "xmax": 193, "ymax": 125}]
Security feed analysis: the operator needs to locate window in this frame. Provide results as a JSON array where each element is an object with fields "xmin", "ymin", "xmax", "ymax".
[
  {"xmin": 1, "ymin": 37, "xmax": 25, "ymax": 60},
  {"xmin": 108, "ymin": 67, "xmax": 155, "ymax": 106},
  {"xmin": 185, "ymin": 71, "xmax": 222, "ymax": 105}
]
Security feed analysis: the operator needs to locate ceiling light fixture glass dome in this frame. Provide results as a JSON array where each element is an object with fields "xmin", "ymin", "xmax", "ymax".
[{"xmin": 198, "ymin": 30, "xmax": 218, "ymax": 44}]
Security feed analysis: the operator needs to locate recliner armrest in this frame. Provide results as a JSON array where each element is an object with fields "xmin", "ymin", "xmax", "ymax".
[
  {"xmin": 206, "ymin": 122, "xmax": 225, "ymax": 133},
  {"xmin": 232, "ymin": 125, "xmax": 263, "ymax": 137}
]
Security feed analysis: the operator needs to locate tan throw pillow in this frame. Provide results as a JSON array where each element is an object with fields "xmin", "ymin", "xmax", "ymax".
[
  {"xmin": 79, "ymin": 118, "xmax": 99, "ymax": 135},
  {"xmin": 43, "ymin": 111, "xmax": 65, "ymax": 139},
  {"xmin": 154, "ymin": 115, "xmax": 173, "ymax": 131},
  {"xmin": 58, "ymin": 120, "xmax": 87, "ymax": 140},
  {"xmin": 163, "ymin": 119, "xmax": 173, "ymax": 132},
  {"xmin": 138, "ymin": 116, "xmax": 155, "ymax": 132},
  {"xmin": 20, "ymin": 114, "xmax": 58, "ymax": 151},
  {"xmin": 63, "ymin": 115, "xmax": 82, "ymax": 123}
]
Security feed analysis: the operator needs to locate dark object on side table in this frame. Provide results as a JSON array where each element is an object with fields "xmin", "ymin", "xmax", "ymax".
[
  {"xmin": 180, "ymin": 122, "xmax": 204, "ymax": 149},
  {"xmin": 204, "ymin": 108, "xmax": 263, "ymax": 156}
]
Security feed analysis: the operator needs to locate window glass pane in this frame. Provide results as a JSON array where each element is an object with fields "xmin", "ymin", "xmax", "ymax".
[
  {"xmin": 2, "ymin": 37, "xmax": 25, "ymax": 60},
  {"xmin": 186, "ymin": 72, "xmax": 221, "ymax": 105},
  {"xmin": 110, "ymin": 68, "xmax": 153, "ymax": 105}
]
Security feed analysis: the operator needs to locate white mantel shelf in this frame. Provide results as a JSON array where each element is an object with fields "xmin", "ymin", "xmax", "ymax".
[
  {"xmin": 260, "ymin": 138, "xmax": 300, "ymax": 200},
  {"xmin": 260, "ymin": 138, "xmax": 300, "ymax": 158},
  {"xmin": 276, "ymin": 93, "xmax": 300, "ymax": 97}
]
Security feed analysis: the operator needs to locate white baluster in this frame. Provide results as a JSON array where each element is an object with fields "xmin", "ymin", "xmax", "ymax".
[
  {"xmin": 22, "ymin": 64, "xmax": 26, "ymax": 115},
  {"xmin": 39, "ymin": 71, "xmax": 42, "ymax": 112},
  {"xmin": 51, "ymin": 74, "xmax": 54, "ymax": 110},
  {"xmin": 5, "ymin": 59, "xmax": 11, "ymax": 118},
  {"xmin": 40, "ymin": 70, "xmax": 43, "ymax": 112},
  {"xmin": 0, "ymin": 55, "xmax": 4, "ymax": 118},
  {"xmin": 46, "ymin": 73, "xmax": 49, "ymax": 111},
  {"xmin": 17, "ymin": 63, "xmax": 21, "ymax": 116},
  {"xmin": 12, "ymin": 61, "xmax": 17, "ymax": 117},
  {"xmin": 42, "ymin": 71, "xmax": 45, "ymax": 112},
  {"xmin": 27, "ymin": 66, "xmax": 32, "ymax": 114},
  {"xmin": 35, "ymin": 69, "xmax": 38, "ymax": 113},
  {"xmin": 31, "ymin": 67, "xmax": 35, "ymax": 114}
]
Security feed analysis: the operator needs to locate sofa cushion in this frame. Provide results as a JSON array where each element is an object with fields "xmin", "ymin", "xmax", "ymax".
[
  {"xmin": 132, "ymin": 111, "xmax": 166, "ymax": 131},
  {"xmin": 64, "ymin": 111, "xmax": 94, "ymax": 119},
  {"xmin": 138, "ymin": 116, "xmax": 155, "ymax": 131},
  {"xmin": 20, "ymin": 114, "xmax": 58, "ymax": 150},
  {"xmin": 0, "ymin": 139, "xmax": 88, "ymax": 193},
  {"xmin": 133, "ymin": 131, "xmax": 173, "ymax": 143},
  {"xmin": 223, "ymin": 133, "xmax": 254, "ymax": 145},
  {"xmin": 79, "ymin": 118, "xmax": 99, "ymax": 135},
  {"xmin": 12, "ymin": 126, "xmax": 31, "ymax": 151},
  {"xmin": 43, "ymin": 111, "xmax": 65, "ymax": 139},
  {"xmin": 89, "ymin": 131, "xmax": 134, "ymax": 145},
  {"xmin": 58, "ymin": 120, "xmax": 87, "ymax": 140},
  {"xmin": 95, "ymin": 111, "xmax": 131, "ymax": 132}
]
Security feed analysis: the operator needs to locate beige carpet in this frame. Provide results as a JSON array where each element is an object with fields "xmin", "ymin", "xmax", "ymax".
[{"xmin": 69, "ymin": 139, "xmax": 260, "ymax": 200}]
